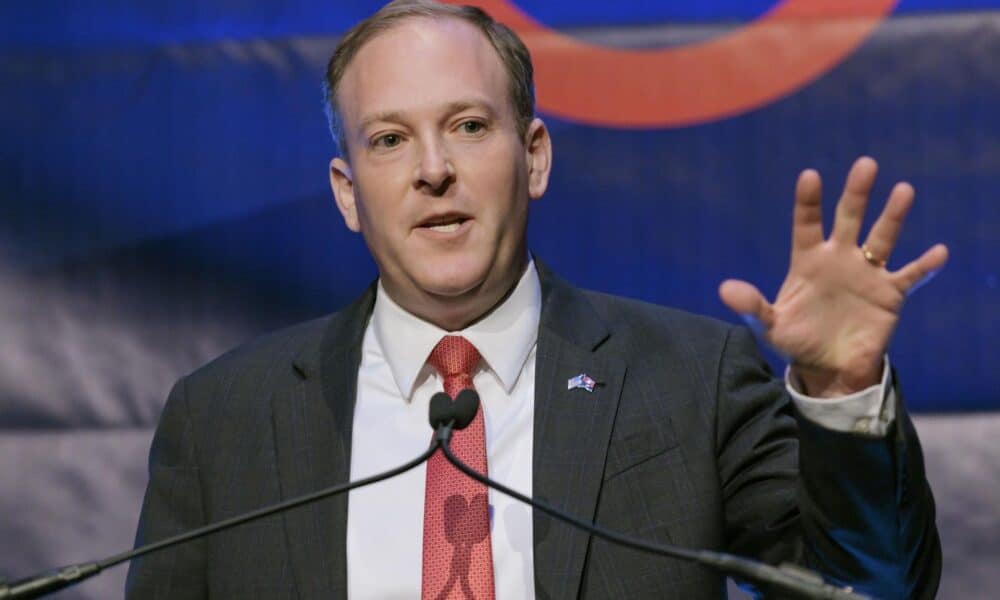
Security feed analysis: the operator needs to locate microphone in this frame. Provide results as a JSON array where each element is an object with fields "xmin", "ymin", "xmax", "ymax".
[
  {"xmin": 439, "ymin": 390, "xmax": 870, "ymax": 600},
  {"xmin": 428, "ymin": 391, "xmax": 456, "ymax": 430},
  {"xmin": 450, "ymin": 389, "xmax": 479, "ymax": 430},
  {"xmin": 428, "ymin": 389, "xmax": 479, "ymax": 431},
  {"xmin": 428, "ymin": 389, "xmax": 480, "ymax": 449}
]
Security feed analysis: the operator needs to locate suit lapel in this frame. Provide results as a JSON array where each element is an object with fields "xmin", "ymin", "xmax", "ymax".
[
  {"xmin": 532, "ymin": 262, "xmax": 626, "ymax": 599},
  {"xmin": 271, "ymin": 284, "xmax": 375, "ymax": 599}
]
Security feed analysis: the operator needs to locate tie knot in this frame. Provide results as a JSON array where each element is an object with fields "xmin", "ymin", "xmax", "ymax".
[
  {"xmin": 428, "ymin": 335, "xmax": 481, "ymax": 377},
  {"xmin": 427, "ymin": 336, "xmax": 481, "ymax": 398}
]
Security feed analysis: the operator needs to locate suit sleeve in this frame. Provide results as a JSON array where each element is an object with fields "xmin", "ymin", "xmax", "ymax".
[
  {"xmin": 125, "ymin": 376, "xmax": 209, "ymax": 600},
  {"xmin": 715, "ymin": 326, "xmax": 941, "ymax": 599}
]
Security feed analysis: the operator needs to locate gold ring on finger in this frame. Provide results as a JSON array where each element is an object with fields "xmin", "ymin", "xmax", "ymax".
[{"xmin": 861, "ymin": 244, "xmax": 887, "ymax": 268}]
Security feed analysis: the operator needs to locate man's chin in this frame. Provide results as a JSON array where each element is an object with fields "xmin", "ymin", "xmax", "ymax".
[{"xmin": 418, "ymin": 276, "xmax": 485, "ymax": 300}]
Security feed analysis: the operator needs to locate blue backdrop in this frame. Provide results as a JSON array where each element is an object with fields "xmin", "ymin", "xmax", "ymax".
[{"xmin": 0, "ymin": 1, "xmax": 997, "ymax": 597}]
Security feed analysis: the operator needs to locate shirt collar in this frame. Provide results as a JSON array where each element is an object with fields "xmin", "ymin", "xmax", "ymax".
[{"xmin": 372, "ymin": 260, "xmax": 541, "ymax": 400}]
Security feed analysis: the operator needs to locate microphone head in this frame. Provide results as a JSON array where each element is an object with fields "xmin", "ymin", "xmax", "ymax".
[
  {"xmin": 428, "ymin": 392, "xmax": 454, "ymax": 430},
  {"xmin": 452, "ymin": 389, "xmax": 480, "ymax": 430}
]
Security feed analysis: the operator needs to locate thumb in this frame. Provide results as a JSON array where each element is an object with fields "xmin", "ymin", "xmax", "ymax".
[{"xmin": 719, "ymin": 279, "xmax": 774, "ymax": 330}]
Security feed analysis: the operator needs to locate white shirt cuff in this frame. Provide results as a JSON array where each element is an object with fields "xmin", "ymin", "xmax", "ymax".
[{"xmin": 784, "ymin": 357, "xmax": 896, "ymax": 436}]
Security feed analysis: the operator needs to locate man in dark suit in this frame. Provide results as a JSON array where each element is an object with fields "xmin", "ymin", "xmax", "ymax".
[{"xmin": 127, "ymin": 1, "xmax": 946, "ymax": 598}]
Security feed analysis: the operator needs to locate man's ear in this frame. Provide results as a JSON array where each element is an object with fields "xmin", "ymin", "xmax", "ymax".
[
  {"xmin": 524, "ymin": 117, "xmax": 552, "ymax": 200},
  {"xmin": 330, "ymin": 157, "xmax": 360, "ymax": 232}
]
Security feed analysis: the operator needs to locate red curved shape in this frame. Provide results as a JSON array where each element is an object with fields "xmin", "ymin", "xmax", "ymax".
[{"xmin": 446, "ymin": 0, "xmax": 897, "ymax": 127}]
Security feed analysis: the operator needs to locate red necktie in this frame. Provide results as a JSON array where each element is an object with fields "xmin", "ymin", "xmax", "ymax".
[{"xmin": 422, "ymin": 335, "xmax": 495, "ymax": 600}]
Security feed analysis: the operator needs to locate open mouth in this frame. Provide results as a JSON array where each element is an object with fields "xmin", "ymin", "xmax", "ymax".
[{"xmin": 418, "ymin": 213, "xmax": 470, "ymax": 234}]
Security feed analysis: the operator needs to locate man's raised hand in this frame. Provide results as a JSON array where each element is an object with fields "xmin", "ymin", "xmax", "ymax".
[{"xmin": 718, "ymin": 156, "xmax": 949, "ymax": 397}]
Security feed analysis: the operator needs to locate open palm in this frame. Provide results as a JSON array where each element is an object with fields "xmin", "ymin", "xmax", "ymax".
[{"xmin": 719, "ymin": 157, "xmax": 949, "ymax": 397}]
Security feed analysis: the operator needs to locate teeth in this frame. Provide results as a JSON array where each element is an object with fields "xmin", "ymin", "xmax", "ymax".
[{"xmin": 428, "ymin": 221, "xmax": 461, "ymax": 233}]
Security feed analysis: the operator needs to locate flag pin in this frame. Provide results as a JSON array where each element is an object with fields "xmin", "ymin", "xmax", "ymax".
[{"xmin": 567, "ymin": 373, "xmax": 598, "ymax": 392}]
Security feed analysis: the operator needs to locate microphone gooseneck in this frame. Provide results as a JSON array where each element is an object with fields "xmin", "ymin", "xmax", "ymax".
[
  {"xmin": 0, "ymin": 387, "xmax": 486, "ymax": 599},
  {"xmin": 0, "ymin": 441, "xmax": 438, "ymax": 599},
  {"xmin": 437, "ymin": 390, "xmax": 869, "ymax": 600}
]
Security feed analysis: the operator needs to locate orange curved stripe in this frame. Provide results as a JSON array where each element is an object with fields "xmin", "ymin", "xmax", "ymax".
[{"xmin": 446, "ymin": 0, "xmax": 897, "ymax": 127}]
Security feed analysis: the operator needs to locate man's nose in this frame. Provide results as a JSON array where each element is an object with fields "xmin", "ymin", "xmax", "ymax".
[{"xmin": 414, "ymin": 136, "xmax": 455, "ymax": 194}]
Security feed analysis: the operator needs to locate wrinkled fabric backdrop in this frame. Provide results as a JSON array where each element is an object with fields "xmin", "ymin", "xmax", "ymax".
[{"xmin": 1, "ymin": 1, "xmax": 997, "ymax": 598}]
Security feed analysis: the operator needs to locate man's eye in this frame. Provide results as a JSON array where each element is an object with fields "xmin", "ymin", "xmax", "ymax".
[
  {"xmin": 374, "ymin": 133, "xmax": 401, "ymax": 148},
  {"xmin": 461, "ymin": 121, "xmax": 485, "ymax": 134}
]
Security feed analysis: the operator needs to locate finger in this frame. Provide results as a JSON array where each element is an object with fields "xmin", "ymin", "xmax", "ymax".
[
  {"xmin": 792, "ymin": 169, "xmax": 824, "ymax": 252},
  {"xmin": 892, "ymin": 244, "xmax": 949, "ymax": 294},
  {"xmin": 862, "ymin": 181, "xmax": 914, "ymax": 265},
  {"xmin": 832, "ymin": 156, "xmax": 878, "ymax": 245},
  {"xmin": 719, "ymin": 279, "xmax": 775, "ymax": 330}
]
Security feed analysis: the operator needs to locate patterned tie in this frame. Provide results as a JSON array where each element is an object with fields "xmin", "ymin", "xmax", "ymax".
[{"xmin": 422, "ymin": 335, "xmax": 495, "ymax": 600}]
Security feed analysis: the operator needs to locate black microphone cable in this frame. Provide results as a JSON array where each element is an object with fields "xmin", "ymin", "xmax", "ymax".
[
  {"xmin": 1, "ymin": 389, "xmax": 478, "ymax": 599},
  {"xmin": 0, "ymin": 444, "xmax": 438, "ymax": 600}
]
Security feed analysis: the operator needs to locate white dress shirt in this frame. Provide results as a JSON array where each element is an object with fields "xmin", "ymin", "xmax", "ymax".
[
  {"xmin": 346, "ymin": 260, "xmax": 894, "ymax": 598},
  {"xmin": 347, "ymin": 261, "xmax": 541, "ymax": 599}
]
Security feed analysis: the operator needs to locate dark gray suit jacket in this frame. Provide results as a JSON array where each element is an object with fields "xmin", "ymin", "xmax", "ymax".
[{"xmin": 126, "ymin": 262, "xmax": 941, "ymax": 599}]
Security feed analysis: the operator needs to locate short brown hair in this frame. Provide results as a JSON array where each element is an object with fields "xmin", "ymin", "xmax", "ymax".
[{"xmin": 322, "ymin": 0, "xmax": 535, "ymax": 155}]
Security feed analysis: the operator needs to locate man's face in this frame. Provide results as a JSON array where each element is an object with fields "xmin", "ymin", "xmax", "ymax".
[{"xmin": 329, "ymin": 16, "xmax": 551, "ymax": 328}]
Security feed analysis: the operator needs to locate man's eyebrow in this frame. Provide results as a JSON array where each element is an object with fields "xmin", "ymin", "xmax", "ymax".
[
  {"xmin": 441, "ymin": 100, "xmax": 497, "ymax": 119},
  {"xmin": 359, "ymin": 110, "xmax": 406, "ymax": 131}
]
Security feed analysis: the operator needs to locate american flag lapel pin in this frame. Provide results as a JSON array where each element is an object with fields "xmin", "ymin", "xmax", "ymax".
[{"xmin": 567, "ymin": 373, "xmax": 598, "ymax": 392}]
